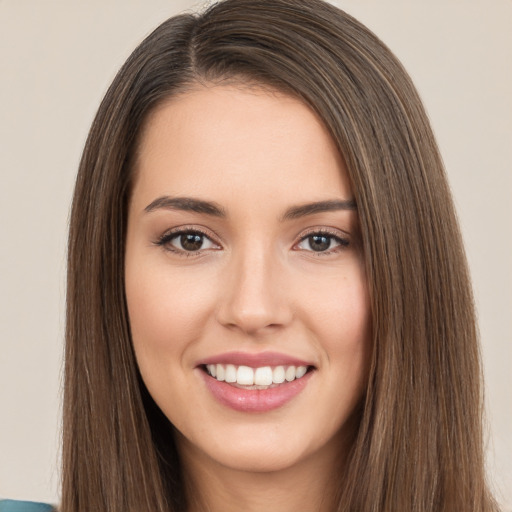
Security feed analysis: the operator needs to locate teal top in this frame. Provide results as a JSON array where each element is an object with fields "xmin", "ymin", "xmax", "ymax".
[{"xmin": 0, "ymin": 500, "xmax": 55, "ymax": 512}]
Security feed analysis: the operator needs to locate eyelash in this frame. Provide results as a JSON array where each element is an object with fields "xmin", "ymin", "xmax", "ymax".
[
  {"xmin": 296, "ymin": 228, "xmax": 350, "ymax": 256},
  {"xmin": 154, "ymin": 227, "xmax": 217, "ymax": 258},
  {"xmin": 154, "ymin": 227, "xmax": 350, "ymax": 258}
]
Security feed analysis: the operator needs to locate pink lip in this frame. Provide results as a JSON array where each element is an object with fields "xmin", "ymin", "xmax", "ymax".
[
  {"xmin": 196, "ymin": 350, "xmax": 313, "ymax": 368},
  {"xmin": 199, "ymin": 367, "xmax": 314, "ymax": 413}
]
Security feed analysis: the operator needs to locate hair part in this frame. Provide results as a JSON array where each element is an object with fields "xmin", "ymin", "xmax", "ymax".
[{"xmin": 63, "ymin": 1, "xmax": 499, "ymax": 510}]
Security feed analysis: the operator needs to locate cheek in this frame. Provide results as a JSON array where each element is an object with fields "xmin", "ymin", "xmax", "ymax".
[
  {"xmin": 125, "ymin": 260, "xmax": 216, "ymax": 368},
  {"xmin": 303, "ymin": 265, "xmax": 372, "ymax": 386},
  {"xmin": 322, "ymin": 277, "xmax": 371, "ymax": 434},
  {"xmin": 306, "ymin": 266, "xmax": 370, "ymax": 344},
  {"xmin": 124, "ymin": 262, "xmax": 218, "ymax": 423}
]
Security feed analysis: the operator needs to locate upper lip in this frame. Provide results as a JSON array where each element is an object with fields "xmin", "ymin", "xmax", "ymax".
[{"xmin": 196, "ymin": 351, "xmax": 315, "ymax": 368}]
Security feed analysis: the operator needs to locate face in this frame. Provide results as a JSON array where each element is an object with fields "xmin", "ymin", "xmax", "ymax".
[{"xmin": 125, "ymin": 85, "xmax": 371, "ymax": 475}]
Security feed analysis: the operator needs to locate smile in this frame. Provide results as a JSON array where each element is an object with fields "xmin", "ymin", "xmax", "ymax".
[
  {"xmin": 197, "ymin": 353, "xmax": 316, "ymax": 412},
  {"xmin": 205, "ymin": 364, "xmax": 309, "ymax": 388}
]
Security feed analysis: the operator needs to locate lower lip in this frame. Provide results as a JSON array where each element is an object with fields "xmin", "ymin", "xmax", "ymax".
[{"xmin": 200, "ymin": 369, "xmax": 314, "ymax": 412}]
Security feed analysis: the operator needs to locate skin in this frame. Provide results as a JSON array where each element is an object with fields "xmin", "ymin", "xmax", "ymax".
[{"xmin": 125, "ymin": 84, "xmax": 371, "ymax": 512}]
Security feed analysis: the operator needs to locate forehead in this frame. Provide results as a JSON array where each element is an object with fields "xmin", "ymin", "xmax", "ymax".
[{"xmin": 132, "ymin": 84, "xmax": 352, "ymax": 212}]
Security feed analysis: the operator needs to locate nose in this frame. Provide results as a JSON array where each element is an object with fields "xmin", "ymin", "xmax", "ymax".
[{"xmin": 215, "ymin": 243, "xmax": 293, "ymax": 336}]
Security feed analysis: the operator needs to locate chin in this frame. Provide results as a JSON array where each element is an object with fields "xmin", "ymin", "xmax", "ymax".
[
  {"xmin": 213, "ymin": 442, "xmax": 310, "ymax": 474},
  {"xmin": 176, "ymin": 415, "xmax": 348, "ymax": 477}
]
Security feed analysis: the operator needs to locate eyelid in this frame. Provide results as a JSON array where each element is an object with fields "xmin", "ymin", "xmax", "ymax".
[
  {"xmin": 160, "ymin": 224, "xmax": 217, "ymax": 238},
  {"xmin": 296, "ymin": 226, "xmax": 350, "ymax": 239}
]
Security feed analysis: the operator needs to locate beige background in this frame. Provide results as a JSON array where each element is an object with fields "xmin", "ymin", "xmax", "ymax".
[{"xmin": 0, "ymin": 0, "xmax": 510, "ymax": 508}]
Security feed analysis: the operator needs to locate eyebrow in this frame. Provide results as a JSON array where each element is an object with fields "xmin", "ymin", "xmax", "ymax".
[
  {"xmin": 280, "ymin": 198, "xmax": 357, "ymax": 221},
  {"xmin": 144, "ymin": 196, "xmax": 227, "ymax": 217},
  {"xmin": 144, "ymin": 196, "xmax": 357, "ymax": 220}
]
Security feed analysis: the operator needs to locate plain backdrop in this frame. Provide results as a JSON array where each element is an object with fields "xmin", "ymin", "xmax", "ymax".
[{"xmin": 0, "ymin": 0, "xmax": 511, "ymax": 508}]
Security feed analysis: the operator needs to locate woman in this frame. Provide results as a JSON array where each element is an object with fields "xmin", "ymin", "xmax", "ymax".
[{"xmin": 55, "ymin": 0, "xmax": 500, "ymax": 510}]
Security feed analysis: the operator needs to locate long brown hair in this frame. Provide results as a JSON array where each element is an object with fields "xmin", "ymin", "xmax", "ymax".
[{"xmin": 63, "ymin": 0, "xmax": 499, "ymax": 510}]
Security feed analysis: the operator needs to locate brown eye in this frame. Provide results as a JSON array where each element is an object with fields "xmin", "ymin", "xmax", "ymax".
[
  {"xmin": 296, "ymin": 232, "xmax": 349, "ymax": 253},
  {"xmin": 157, "ymin": 229, "xmax": 220, "ymax": 255},
  {"xmin": 180, "ymin": 233, "xmax": 205, "ymax": 251},
  {"xmin": 308, "ymin": 235, "xmax": 331, "ymax": 252}
]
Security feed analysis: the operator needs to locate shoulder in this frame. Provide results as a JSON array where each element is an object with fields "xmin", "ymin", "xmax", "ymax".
[{"xmin": 0, "ymin": 500, "xmax": 56, "ymax": 512}]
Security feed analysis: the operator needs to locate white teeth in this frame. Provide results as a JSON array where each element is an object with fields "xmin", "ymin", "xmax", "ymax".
[
  {"xmin": 285, "ymin": 366, "xmax": 296, "ymax": 382},
  {"xmin": 254, "ymin": 366, "xmax": 273, "ymax": 386},
  {"xmin": 272, "ymin": 366, "xmax": 285, "ymax": 384},
  {"xmin": 296, "ymin": 366, "xmax": 307, "ymax": 378},
  {"xmin": 206, "ymin": 363, "xmax": 310, "ymax": 386},
  {"xmin": 237, "ymin": 365, "xmax": 254, "ymax": 385},
  {"xmin": 225, "ymin": 364, "xmax": 237, "ymax": 383},
  {"xmin": 216, "ymin": 364, "xmax": 225, "ymax": 381}
]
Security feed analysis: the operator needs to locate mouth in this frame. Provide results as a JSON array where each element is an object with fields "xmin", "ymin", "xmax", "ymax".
[
  {"xmin": 202, "ymin": 363, "xmax": 313, "ymax": 390},
  {"xmin": 197, "ymin": 353, "xmax": 316, "ymax": 412}
]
